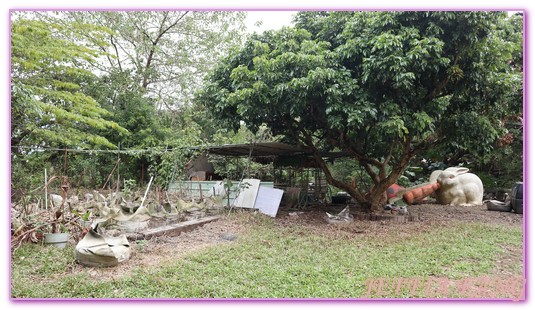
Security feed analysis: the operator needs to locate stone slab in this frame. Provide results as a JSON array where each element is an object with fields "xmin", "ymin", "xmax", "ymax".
[{"xmin": 126, "ymin": 215, "xmax": 221, "ymax": 240}]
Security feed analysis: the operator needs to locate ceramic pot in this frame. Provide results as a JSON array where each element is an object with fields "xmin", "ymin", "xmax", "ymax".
[{"xmin": 44, "ymin": 233, "xmax": 69, "ymax": 248}]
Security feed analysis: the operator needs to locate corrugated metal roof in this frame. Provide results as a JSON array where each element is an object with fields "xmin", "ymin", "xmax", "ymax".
[{"xmin": 202, "ymin": 142, "xmax": 311, "ymax": 157}]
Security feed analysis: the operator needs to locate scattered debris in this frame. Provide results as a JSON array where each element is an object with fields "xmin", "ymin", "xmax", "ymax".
[
  {"xmin": 11, "ymin": 184, "xmax": 228, "ymax": 250},
  {"xmin": 486, "ymin": 193, "xmax": 513, "ymax": 212},
  {"xmin": 325, "ymin": 206, "xmax": 354, "ymax": 224},
  {"xmin": 227, "ymin": 179, "xmax": 284, "ymax": 217},
  {"xmin": 384, "ymin": 204, "xmax": 395, "ymax": 210},
  {"xmin": 383, "ymin": 203, "xmax": 409, "ymax": 215},
  {"xmin": 210, "ymin": 181, "xmax": 226, "ymax": 197},
  {"xmin": 49, "ymin": 194, "xmax": 63, "ymax": 208},
  {"xmin": 289, "ymin": 211, "xmax": 304, "ymax": 216},
  {"xmin": 43, "ymin": 232, "xmax": 69, "ymax": 248}
]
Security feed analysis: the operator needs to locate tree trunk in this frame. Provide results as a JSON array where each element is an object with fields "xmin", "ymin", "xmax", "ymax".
[
  {"xmin": 368, "ymin": 189, "xmax": 388, "ymax": 212},
  {"xmin": 309, "ymin": 149, "xmax": 396, "ymax": 212},
  {"xmin": 303, "ymin": 133, "xmax": 414, "ymax": 213}
]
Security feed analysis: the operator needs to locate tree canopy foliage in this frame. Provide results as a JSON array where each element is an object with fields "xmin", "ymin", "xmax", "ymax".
[
  {"xmin": 197, "ymin": 11, "xmax": 523, "ymax": 211},
  {"xmin": 10, "ymin": 11, "xmax": 248, "ymax": 194},
  {"xmin": 11, "ymin": 18, "xmax": 127, "ymax": 150},
  {"xmin": 47, "ymin": 11, "xmax": 247, "ymax": 110}
]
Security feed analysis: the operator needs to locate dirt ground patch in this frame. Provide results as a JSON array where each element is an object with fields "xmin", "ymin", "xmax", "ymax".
[
  {"xmin": 72, "ymin": 201, "xmax": 523, "ymax": 281},
  {"xmin": 72, "ymin": 216, "xmax": 245, "ymax": 281},
  {"xmin": 408, "ymin": 203, "xmax": 523, "ymax": 225},
  {"xmin": 275, "ymin": 202, "xmax": 523, "ymax": 239}
]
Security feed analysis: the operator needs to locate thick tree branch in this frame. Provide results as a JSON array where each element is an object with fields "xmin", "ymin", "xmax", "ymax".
[
  {"xmin": 141, "ymin": 12, "xmax": 189, "ymax": 89},
  {"xmin": 362, "ymin": 162, "xmax": 380, "ymax": 185},
  {"xmin": 300, "ymin": 131, "xmax": 367, "ymax": 203},
  {"xmin": 367, "ymin": 136, "xmax": 412, "ymax": 207},
  {"xmin": 110, "ymin": 35, "xmax": 123, "ymax": 72},
  {"xmin": 383, "ymin": 142, "xmax": 394, "ymax": 167}
]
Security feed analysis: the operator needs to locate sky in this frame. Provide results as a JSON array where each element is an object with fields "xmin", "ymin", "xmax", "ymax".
[
  {"xmin": 244, "ymin": 11, "xmax": 297, "ymax": 33},
  {"xmin": 1, "ymin": 1, "xmax": 534, "ymax": 310}
]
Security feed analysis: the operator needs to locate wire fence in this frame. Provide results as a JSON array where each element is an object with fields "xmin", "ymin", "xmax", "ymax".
[{"xmin": 11, "ymin": 145, "xmax": 183, "ymax": 155}]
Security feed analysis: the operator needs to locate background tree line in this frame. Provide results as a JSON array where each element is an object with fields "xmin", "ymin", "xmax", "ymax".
[
  {"xmin": 11, "ymin": 11, "xmax": 523, "ymax": 211},
  {"xmin": 11, "ymin": 11, "xmax": 251, "ymax": 198}
]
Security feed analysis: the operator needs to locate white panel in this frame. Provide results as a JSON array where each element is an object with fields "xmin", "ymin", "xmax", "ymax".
[
  {"xmin": 254, "ymin": 186, "xmax": 284, "ymax": 217},
  {"xmin": 232, "ymin": 179, "xmax": 261, "ymax": 209}
]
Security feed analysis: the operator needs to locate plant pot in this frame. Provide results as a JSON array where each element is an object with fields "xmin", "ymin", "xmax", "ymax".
[{"xmin": 44, "ymin": 233, "xmax": 70, "ymax": 248}]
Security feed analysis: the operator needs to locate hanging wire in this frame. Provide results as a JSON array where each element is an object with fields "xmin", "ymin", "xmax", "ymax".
[{"xmin": 10, "ymin": 145, "xmax": 186, "ymax": 155}]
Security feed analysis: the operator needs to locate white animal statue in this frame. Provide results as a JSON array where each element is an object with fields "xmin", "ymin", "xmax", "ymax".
[{"xmin": 432, "ymin": 167, "xmax": 484, "ymax": 206}]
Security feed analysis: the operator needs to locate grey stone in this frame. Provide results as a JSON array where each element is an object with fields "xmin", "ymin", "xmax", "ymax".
[{"xmin": 219, "ymin": 233, "xmax": 238, "ymax": 241}]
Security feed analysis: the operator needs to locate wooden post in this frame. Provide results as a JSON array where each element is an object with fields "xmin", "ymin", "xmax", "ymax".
[
  {"xmin": 116, "ymin": 173, "xmax": 120, "ymax": 194},
  {"xmin": 63, "ymin": 148, "xmax": 68, "ymax": 176},
  {"xmin": 44, "ymin": 168, "xmax": 48, "ymax": 211},
  {"xmin": 116, "ymin": 143, "xmax": 120, "ymax": 194},
  {"xmin": 140, "ymin": 176, "xmax": 154, "ymax": 208},
  {"xmin": 141, "ymin": 164, "xmax": 145, "ymax": 186},
  {"xmin": 101, "ymin": 158, "xmax": 121, "ymax": 190}
]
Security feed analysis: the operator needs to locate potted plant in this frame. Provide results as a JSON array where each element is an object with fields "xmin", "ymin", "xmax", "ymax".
[
  {"xmin": 43, "ymin": 227, "xmax": 70, "ymax": 248},
  {"xmin": 43, "ymin": 176, "xmax": 71, "ymax": 248},
  {"xmin": 11, "ymin": 176, "xmax": 87, "ymax": 250}
]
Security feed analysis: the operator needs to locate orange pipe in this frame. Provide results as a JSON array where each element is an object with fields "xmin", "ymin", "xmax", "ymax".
[{"xmin": 403, "ymin": 182, "xmax": 441, "ymax": 205}]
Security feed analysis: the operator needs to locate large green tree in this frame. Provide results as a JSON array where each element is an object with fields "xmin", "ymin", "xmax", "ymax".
[
  {"xmin": 197, "ymin": 11, "xmax": 522, "ymax": 212},
  {"xmin": 11, "ymin": 18, "xmax": 127, "ymax": 150}
]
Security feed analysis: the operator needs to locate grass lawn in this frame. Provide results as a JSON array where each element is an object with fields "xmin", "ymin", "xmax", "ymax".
[{"xmin": 10, "ymin": 212, "xmax": 524, "ymax": 299}]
